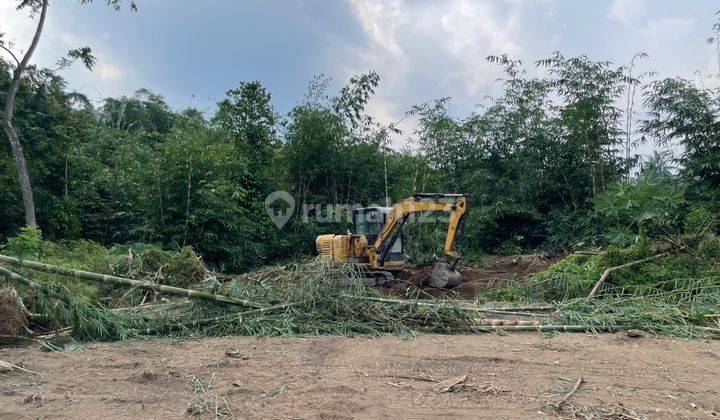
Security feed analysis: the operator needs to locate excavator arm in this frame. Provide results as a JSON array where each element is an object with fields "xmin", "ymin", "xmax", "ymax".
[{"xmin": 367, "ymin": 193, "xmax": 468, "ymax": 268}]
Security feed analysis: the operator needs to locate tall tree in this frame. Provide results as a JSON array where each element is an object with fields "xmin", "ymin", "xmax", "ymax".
[
  {"xmin": 1, "ymin": 0, "xmax": 49, "ymax": 227},
  {"xmin": 0, "ymin": 0, "xmax": 133, "ymax": 229},
  {"xmin": 641, "ymin": 78, "xmax": 720, "ymax": 203}
]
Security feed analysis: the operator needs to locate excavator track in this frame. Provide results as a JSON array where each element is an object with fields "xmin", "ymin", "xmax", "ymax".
[{"xmin": 360, "ymin": 270, "xmax": 395, "ymax": 287}]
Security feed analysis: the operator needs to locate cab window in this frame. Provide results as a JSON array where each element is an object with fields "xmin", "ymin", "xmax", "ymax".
[{"xmin": 355, "ymin": 210, "xmax": 384, "ymax": 236}]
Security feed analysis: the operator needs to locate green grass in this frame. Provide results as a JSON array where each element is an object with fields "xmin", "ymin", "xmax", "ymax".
[{"xmin": 476, "ymin": 242, "xmax": 720, "ymax": 338}]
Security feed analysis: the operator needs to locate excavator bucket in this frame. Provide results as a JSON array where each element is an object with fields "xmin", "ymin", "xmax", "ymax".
[{"xmin": 427, "ymin": 261, "xmax": 463, "ymax": 288}]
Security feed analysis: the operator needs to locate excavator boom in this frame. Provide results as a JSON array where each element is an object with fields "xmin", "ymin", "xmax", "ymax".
[{"xmin": 367, "ymin": 194, "xmax": 468, "ymax": 286}]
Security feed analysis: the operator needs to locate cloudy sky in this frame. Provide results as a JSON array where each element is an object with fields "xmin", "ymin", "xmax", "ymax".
[{"xmin": 1, "ymin": 0, "xmax": 719, "ymax": 146}]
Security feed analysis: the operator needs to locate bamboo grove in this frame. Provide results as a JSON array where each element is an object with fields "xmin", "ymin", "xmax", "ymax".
[{"xmin": 1, "ymin": 50, "xmax": 720, "ymax": 271}]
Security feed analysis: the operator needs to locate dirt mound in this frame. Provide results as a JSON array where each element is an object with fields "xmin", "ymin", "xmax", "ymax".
[
  {"xmin": 452, "ymin": 253, "xmax": 561, "ymax": 298},
  {"xmin": 218, "ymin": 254, "xmax": 562, "ymax": 300},
  {"xmin": 0, "ymin": 287, "xmax": 27, "ymax": 342},
  {"xmin": 389, "ymin": 253, "xmax": 562, "ymax": 299},
  {"xmin": 464, "ymin": 253, "xmax": 559, "ymax": 279}
]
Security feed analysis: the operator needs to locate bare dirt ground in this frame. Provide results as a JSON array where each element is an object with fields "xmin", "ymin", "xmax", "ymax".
[
  {"xmin": 394, "ymin": 253, "xmax": 561, "ymax": 299},
  {"xmin": 1, "ymin": 333, "xmax": 718, "ymax": 419}
]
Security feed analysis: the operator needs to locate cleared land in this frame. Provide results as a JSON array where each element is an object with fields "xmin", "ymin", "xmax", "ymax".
[{"xmin": 1, "ymin": 333, "xmax": 718, "ymax": 419}]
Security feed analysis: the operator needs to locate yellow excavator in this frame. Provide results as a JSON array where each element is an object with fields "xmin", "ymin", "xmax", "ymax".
[{"xmin": 316, "ymin": 193, "xmax": 468, "ymax": 288}]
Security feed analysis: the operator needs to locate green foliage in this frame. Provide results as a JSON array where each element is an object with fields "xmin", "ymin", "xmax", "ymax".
[
  {"xmin": 519, "ymin": 254, "xmax": 604, "ymax": 301},
  {"xmin": 493, "ymin": 241, "xmax": 720, "ymax": 303},
  {"xmin": 685, "ymin": 206, "xmax": 717, "ymax": 235},
  {"xmin": 141, "ymin": 247, "xmax": 171, "ymax": 273},
  {"xmin": 699, "ymin": 234, "xmax": 720, "ymax": 261},
  {"xmin": 402, "ymin": 220, "xmax": 447, "ymax": 267},
  {"xmin": 593, "ymin": 176, "xmax": 684, "ymax": 231},
  {"xmin": 3, "ymin": 233, "xmax": 717, "ymax": 341},
  {"xmin": 592, "ymin": 153, "xmax": 687, "ymax": 245},
  {"xmin": 1, "ymin": 48, "xmax": 720, "ymax": 270},
  {"xmin": 32, "ymin": 281, "xmax": 144, "ymax": 341},
  {"xmin": 554, "ymin": 286, "xmax": 720, "ymax": 338},
  {"xmin": 413, "ymin": 53, "xmax": 635, "ymax": 252},
  {"xmin": 164, "ymin": 246, "xmax": 207, "ymax": 288},
  {"xmin": 477, "ymin": 243, "xmax": 720, "ymax": 337},
  {"xmin": 498, "ymin": 236, "xmax": 525, "ymax": 256},
  {"xmin": 6, "ymin": 226, "xmax": 42, "ymax": 259},
  {"xmin": 157, "ymin": 259, "xmax": 475, "ymax": 337},
  {"xmin": 641, "ymin": 78, "xmax": 720, "ymax": 202}
]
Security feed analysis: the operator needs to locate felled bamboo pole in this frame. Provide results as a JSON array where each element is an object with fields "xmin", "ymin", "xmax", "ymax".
[
  {"xmin": 135, "ymin": 302, "xmax": 298, "ymax": 335},
  {"xmin": 696, "ymin": 326, "xmax": 720, "ymax": 334},
  {"xmin": 345, "ymin": 295, "xmax": 552, "ymax": 315},
  {"xmin": 453, "ymin": 301, "xmax": 554, "ymax": 312},
  {"xmin": 111, "ymin": 301, "xmax": 191, "ymax": 315},
  {"xmin": 483, "ymin": 305, "xmax": 555, "ymax": 311},
  {"xmin": 588, "ymin": 252, "xmax": 671, "ymax": 298},
  {"xmin": 0, "ymin": 255, "xmax": 264, "ymax": 308},
  {"xmin": 473, "ymin": 319, "xmax": 540, "ymax": 326},
  {"xmin": 469, "ymin": 308, "xmax": 551, "ymax": 317},
  {"xmin": 470, "ymin": 324, "xmax": 624, "ymax": 333},
  {"xmin": 0, "ymin": 264, "xmax": 41, "ymax": 289},
  {"xmin": 424, "ymin": 324, "xmax": 625, "ymax": 333}
]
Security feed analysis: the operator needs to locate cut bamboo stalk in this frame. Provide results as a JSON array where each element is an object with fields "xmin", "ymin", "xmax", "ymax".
[
  {"xmin": 111, "ymin": 301, "xmax": 191, "ymax": 315},
  {"xmin": 344, "ymin": 295, "xmax": 552, "ymax": 315},
  {"xmin": 32, "ymin": 327, "xmax": 74, "ymax": 341},
  {"xmin": 557, "ymin": 377, "xmax": 583, "ymax": 406},
  {"xmin": 409, "ymin": 298, "xmax": 554, "ymax": 312},
  {"xmin": 135, "ymin": 302, "xmax": 298, "ymax": 335},
  {"xmin": 0, "ymin": 264, "xmax": 41, "ymax": 289},
  {"xmin": 471, "ymin": 324, "xmax": 624, "ymax": 333},
  {"xmin": 0, "ymin": 360, "xmax": 37, "ymax": 375},
  {"xmin": 426, "ymin": 324, "xmax": 626, "ymax": 333},
  {"xmin": 467, "ymin": 308, "xmax": 551, "ymax": 317},
  {"xmin": 588, "ymin": 252, "xmax": 671, "ymax": 298},
  {"xmin": 483, "ymin": 305, "xmax": 555, "ymax": 311},
  {"xmin": 696, "ymin": 326, "xmax": 720, "ymax": 334},
  {"xmin": 473, "ymin": 319, "xmax": 541, "ymax": 326},
  {"xmin": 0, "ymin": 255, "xmax": 264, "ymax": 308}
]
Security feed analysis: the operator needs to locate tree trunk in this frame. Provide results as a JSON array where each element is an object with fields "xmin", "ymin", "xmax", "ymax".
[
  {"xmin": 1, "ymin": 0, "xmax": 49, "ymax": 228},
  {"xmin": 183, "ymin": 153, "xmax": 194, "ymax": 245},
  {"xmin": 2, "ymin": 125, "xmax": 36, "ymax": 227},
  {"xmin": 63, "ymin": 143, "xmax": 69, "ymax": 197}
]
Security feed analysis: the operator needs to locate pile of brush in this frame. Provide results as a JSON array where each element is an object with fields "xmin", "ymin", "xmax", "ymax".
[
  {"xmin": 0, "ymin": 233, "xmax": 718, "ymax": 345},
  {"xmin": 485, "ymin": 234, "xmax": 720, "ymax": 338},
  {"xmin": 0, "ymin": 254, "xmax": 555, "ymax": 343}
]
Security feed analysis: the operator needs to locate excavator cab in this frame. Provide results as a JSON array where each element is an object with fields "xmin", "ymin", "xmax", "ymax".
[
  {"xmin": 353, "ymin": 207, "xmax": 404, "ymax": 262},
  {"xmin": 353, "ymin": 207, "xmax": 385, "ymax": 241}
]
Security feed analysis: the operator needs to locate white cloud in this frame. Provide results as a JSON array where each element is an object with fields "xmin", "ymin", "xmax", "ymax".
[
  {"xmin": 634, "ymin": 17, "xmax": 704, "ymax": 79},
  {"xmin": 607, "ymin": 0, "xmax": 648, "ymax": 26},
  {"xmin": 347, "ymin": 0, "xmax": 528, "ymax": 91},
  {"xmin": 345, "ymin": 0, "xmax": 542, "ymax": 148},
  {"xmin": 98, "ymin": 61, "xmax": 122, "ymax": 81},
  {"xmin": 346, "ymin": 0, "xmax": 410, "ymax": 85},
  {"xmin": 438, "ymin": 0, "xmax": 523, "ymax": 93}
]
